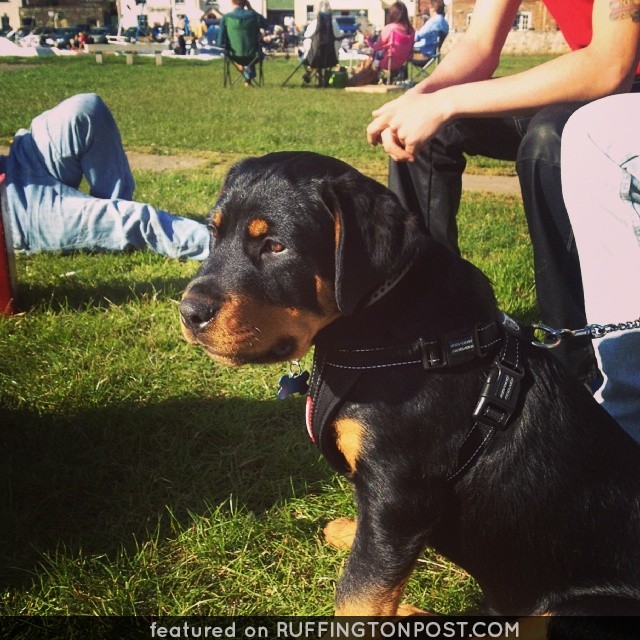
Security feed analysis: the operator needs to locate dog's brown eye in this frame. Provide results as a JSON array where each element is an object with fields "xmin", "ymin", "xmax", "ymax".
[
  {"xmin": 208, "ymin": 224, "xmax": 218, "ymax": 239},
  {"xmin": 263, "ymin": 240, "xmax": 285, "ymax": 254}
]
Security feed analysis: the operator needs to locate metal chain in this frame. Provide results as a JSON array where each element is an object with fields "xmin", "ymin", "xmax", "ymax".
[
  {"xmin": 532, "ymin": 318, "xmax": 640, "ymax": 349},
  {"xmin": 589, "ymin": 319, "xmax": 640, "ymax": 338}
]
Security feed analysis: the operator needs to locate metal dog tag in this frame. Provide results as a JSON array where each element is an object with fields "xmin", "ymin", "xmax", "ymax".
[{"xmin": 277, "ymin": 367, "xmax": 310, "ymax": 400}]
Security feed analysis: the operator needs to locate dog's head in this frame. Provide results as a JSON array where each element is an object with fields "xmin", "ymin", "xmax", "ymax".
[{"xmin": 179, "ymin": 152, "xmax": 422, "ymax": 365}]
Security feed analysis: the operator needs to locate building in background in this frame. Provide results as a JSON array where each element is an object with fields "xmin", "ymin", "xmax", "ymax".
[
  {"xmin": 118, "ymin": 0, "xmax": 219, "ymax": 32},
  {"xmin": 17, "ymin": 0, "xmax": 114, "ymax": 30},
  {"xmin": 288, "ymin": 0, "xmax": 559, "ymax": 33},
  {"xmin": 290, "ymin": 0, "xmax": 415, "ymax": 33},
  {"xmin": 414, "ymin": 0, "xmax": 558, "ymax": 32},
  {"xmin": 2, "ymin": 0, "xmax": 562, "ymax": 36},
  {"xmin": 1, "ymin": 0, "xmax": 23, "ymax": 31},
  {"xmin": 8, "ymin": 0, "xmax": 218, "ymax": 33}
]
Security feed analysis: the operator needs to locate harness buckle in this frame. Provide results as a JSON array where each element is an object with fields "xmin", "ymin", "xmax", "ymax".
[
  {"xmin": 473, "ymin": 360, "xmax": 524, "ymax": 430},
  {"xmin": 418, "ymin": 337, "xmax": 445, "ymax": 369}
]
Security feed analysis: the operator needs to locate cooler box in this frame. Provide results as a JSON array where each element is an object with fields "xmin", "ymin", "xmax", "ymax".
[
  {"xmin": 329, "ymin": 69, "xmax": 348, "ymax": 89},
  {"xmin": 0, "ymin": 173, "xmax": 17, "ymax": 315}
]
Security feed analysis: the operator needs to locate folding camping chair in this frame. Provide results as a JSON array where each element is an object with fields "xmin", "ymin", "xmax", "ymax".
[
  {"xmin": 282, "ymin": 12, "xmax": 339, "ymax": 87},
  {"xmin": 379, "ymin": 28, "xmax": 414, "ymax": 86},
  {"xmin": 221, "ymin": 12, "xmax": 264, "ymax": 87},
  {"xmin": 408, "ymin": 32, "xmax": 444, "ymax": 83}
]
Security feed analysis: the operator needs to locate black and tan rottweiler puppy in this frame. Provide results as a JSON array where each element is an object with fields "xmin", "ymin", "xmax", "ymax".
[{"xmin": 179, "ymin": 151, "xmax": 640, "ymax": 619}]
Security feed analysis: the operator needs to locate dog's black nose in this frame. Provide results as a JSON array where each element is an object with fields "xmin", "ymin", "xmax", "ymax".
[{"xmin": 179, "ymin": 296, "xmax": 219, "ymax": 332}]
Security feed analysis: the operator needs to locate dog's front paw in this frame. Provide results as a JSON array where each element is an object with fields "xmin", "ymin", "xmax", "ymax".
[
  {"xmin": 323, "ymin": 517, "xmax": 357, "ymax": 550},
  {"xmin": 396, "ymin": 603, "xmax": 430, "ymax": 616}
]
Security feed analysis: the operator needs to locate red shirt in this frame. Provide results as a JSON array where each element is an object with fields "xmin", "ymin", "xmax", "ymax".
[
  {"xmin": 543, "ymin": 0, "xmax": 593, "ymax": 50},
  {"xmin": 544, "ymin": 0, "xmax": 640, "ymax": 76}
]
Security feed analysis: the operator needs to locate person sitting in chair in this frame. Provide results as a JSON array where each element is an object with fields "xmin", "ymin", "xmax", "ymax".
[
  {"xmin": 300, "ymin": 0, "xmax": 341, "ymax": 86},
  {"xmin": 218, "ymin": 0, "xmax": 268, "ymax": 86},
  {"xmin": 369, "ymin": 2, "xmax": 414, "ymax": 78},
  {"xmin": 414, "ymin": 0, "xmax": 448, "ymax": 59},
  {"xmin": 347, "ymin": 2, "xmax": 414, "ymax": 87}
]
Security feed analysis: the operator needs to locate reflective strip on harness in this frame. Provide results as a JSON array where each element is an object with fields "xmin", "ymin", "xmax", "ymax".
[{"xmin": 306, "ymin": 317, "xmax": 525, "ymax": 482}]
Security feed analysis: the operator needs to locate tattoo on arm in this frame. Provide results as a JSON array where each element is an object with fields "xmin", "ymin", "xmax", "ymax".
[{"xmin": 609, "ymin": 0, "xmax": 640, "ymax": 21}]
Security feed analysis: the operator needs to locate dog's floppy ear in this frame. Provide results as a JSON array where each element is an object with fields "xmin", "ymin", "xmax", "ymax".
[{"xmin": 321, "ymin": 172, "xmax": 423, "ymax": 315}]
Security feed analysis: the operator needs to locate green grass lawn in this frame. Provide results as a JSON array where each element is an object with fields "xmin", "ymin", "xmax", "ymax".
[{"xmin": 0, "ymin": 54, "xmax": 541, "ymax": 616}]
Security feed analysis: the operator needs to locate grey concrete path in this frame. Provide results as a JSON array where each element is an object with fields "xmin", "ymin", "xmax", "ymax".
[
  {"xmin": 462, "ymin": 173, "xmax": 520, "ymax": 195},
  {"xmin": 0, "ymin": 146, "xmax": 204, "ymax": 173},
  {"xmin": 0, "ymin": 145, "xmax": 521, "ymax": 195}
]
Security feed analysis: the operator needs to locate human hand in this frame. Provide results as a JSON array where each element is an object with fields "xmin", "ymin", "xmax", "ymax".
[
  {"xmin": 366, "ymin": 92, "xmax": 415, "ymax": 147},
  {"xmin": 368, "ymin": 92, "xmax": 451, "ymax": 162}
]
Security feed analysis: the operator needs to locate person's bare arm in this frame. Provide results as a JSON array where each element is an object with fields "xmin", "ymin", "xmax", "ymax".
[
  {"xmin": 368, "ymin": 0, "xmax": 640, "ymax": 162},
  {"xmin": 366, "ymin": 0, "xmax": 519, "ymax": 147},
  {"xmin": 411, "ymin": 0, "xmax": 520, "ymax": 93}
]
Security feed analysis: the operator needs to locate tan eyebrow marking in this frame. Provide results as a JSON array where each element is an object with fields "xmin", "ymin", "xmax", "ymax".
[
  {"xmin": 247, "ymin": 218, "xmax": 270, "ymax": 238},
  {"xmin": 212, "ymin": 209, "xmax": 223, "ymax": 228}
]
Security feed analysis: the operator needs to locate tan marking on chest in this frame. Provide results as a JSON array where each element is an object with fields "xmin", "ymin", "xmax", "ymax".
[{"xmin": 333, "ymin": 417, "xmax": 366, "ymax": 474}]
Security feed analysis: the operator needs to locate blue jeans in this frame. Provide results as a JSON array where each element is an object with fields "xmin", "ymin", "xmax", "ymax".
[
  {"xmin": 1, "ymin": 93, "xmax": 209, "ymax": 260},
  {"xmin": 561, "ymin": 95, "xmax": 640, "ymax": 442}
]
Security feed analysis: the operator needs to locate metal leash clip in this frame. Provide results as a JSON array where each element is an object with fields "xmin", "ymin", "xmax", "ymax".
[
  {"xmin": 532, "ymin": 318, "xmax": 640, "ymax": 349},
  {"xmin": 531, "ymin": 324, "xmax": 568, "ymax": 349}
]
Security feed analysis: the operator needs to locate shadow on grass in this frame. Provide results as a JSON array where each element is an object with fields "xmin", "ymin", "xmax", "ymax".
[
  {"xmin": 15, "ymin": 276, "xmax": 195, "ymax": 313},
  {"xmin": 0, "ymin": 394, "xmax": 331, "ymax": 585}
]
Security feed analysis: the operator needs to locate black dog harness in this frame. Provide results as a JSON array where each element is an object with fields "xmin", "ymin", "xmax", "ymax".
[{"xmin": 305, "ymin": 313, "xmax": 527, "ymax": 482}]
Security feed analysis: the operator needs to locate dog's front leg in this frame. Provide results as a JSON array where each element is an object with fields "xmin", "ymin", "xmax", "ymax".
[{"xmin": 334, "ymin": 499, "xmax": 427, "ymax": 617}]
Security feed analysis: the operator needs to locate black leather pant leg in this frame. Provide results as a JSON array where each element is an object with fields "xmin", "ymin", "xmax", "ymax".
[
  {"xmin": 387, "ymin": 130, "xmax": 465, "ymax": 254},
  {"xmin": 387, "ymin": 111, "xmax": 597, "ymax": 382},
  {"xmin": 388, "ymin": 117, "xmax": 524, "ymax": 254},
  {"xmin": 516, "ymin": 103, "xmax": 597, "ymax": 382}
]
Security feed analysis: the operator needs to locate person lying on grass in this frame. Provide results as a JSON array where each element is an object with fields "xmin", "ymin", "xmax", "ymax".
[{"xmin": 0, "ymin": 93, "xmax": 209, "ymax": 260}]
